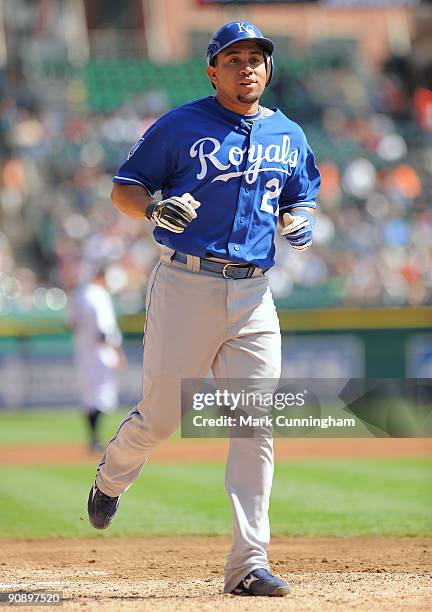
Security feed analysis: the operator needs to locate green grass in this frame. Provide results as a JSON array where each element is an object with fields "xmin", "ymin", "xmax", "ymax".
[
  {"xmin": 0, "ymin": 458, "xmax": 430, "ymax": 539},
  {"xmin": 0, "ymin": 410, "xmax": 431, "ymax": 539},
  {"xmin": 0, "ymin": 409, "xmax": 129, "ymax": 445},
  {"xmin": 0, "ymin": 409, "xmax": 182, "ymax": 445}
]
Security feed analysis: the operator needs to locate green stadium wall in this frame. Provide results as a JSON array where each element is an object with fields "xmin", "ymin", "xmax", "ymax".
[{"xmin": 0, "ymin": 307, "xmax": 430, "ymax": 381}]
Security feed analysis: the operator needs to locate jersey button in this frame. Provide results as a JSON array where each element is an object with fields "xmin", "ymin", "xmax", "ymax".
[
  {"xmin": 234, "ymin": 245, "xmax": 239, "ymax": 251},
  {"xmin": 245, "ymin": 187, "xmax": 249, "ymax": 193},
  {"xmin": 240, "ymin": 217, "xmax": 245, "ymax": 223}
]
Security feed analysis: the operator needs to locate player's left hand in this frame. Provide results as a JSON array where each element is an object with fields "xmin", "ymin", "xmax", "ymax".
[{"xmin": 281, "ymin": 211, "xmax": 315, "ymax": 252}]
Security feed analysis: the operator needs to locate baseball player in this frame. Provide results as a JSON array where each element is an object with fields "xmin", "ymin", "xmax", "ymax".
[
  {"xmin": 88, "ymin": 21, "xmax": 320, "ymax": 597},
  {"xmin": 69, "ymin": 266, "xmax": 125, "ymax": 452}
]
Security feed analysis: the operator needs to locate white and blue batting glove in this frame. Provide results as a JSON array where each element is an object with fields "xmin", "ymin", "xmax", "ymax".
[{"xmin": 280, "ymin": 210, "xmax": 315, "ymax": 252}]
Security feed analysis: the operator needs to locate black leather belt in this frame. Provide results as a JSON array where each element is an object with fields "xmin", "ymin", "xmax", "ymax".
[{"xmin": 171, "ymin": 251, "xmax": 265, "ymax": 279}]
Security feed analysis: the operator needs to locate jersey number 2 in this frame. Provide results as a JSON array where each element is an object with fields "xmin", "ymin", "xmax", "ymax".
[{"xmin": 260, "ymin": 178, "xmax": 281, "ymax": 217}]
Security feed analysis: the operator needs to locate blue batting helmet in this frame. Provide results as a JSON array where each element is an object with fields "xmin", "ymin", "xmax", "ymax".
[{"xmin": 207, "ymin": 21, "xmax": 275, "ymax": 86}]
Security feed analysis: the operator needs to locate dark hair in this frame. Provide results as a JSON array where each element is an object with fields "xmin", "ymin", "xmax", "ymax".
[{"xmin": 93, "ymin": 263, "xmax": 107, "ymax": 280}]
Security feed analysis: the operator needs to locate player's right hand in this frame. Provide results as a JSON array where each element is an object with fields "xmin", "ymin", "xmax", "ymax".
[{"xmin": 150, "ymin": 193, "xmax": 201, "ymax": 233}]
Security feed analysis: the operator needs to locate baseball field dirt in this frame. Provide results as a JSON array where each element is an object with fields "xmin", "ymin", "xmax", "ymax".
[
  {"xmin": 0, "ymin": 536, "xmax": 431, "ymax": 610},
  {"xmin": 1, "ymin": 437, "xmax": 431, "ymax": 464}
]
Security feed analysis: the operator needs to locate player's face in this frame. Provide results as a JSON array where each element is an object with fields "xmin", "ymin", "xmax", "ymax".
[{"xmin": 207, "ymin": 41, "xmax": 267, "ymax": 113}]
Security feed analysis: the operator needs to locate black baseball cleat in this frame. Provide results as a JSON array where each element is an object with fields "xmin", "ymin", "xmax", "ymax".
[
  {"xmin": 87, "ymin": 483, "xmax": 120, "ymax": 530},
  {"xmin": 230, "ymin": 568, "xmax": 290, "ymax": 597}
]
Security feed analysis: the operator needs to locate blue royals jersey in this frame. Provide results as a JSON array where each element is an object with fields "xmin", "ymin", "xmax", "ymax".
[{"xmin": 113, "ymin": 96, "xmax": 320, "ymax": 269}]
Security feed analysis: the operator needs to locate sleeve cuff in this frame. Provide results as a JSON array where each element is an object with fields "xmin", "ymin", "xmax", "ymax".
[
  {"xmin": 113, "ymin": 176, "xmax": 152, "ymax": 195},
  {"xmin": 280, "ymin": 201, "xmax": 316, "ymax": 211}
]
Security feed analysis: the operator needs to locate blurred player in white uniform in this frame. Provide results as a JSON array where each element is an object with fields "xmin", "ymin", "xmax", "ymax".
[{"xmin": 69, "ymin": 267, "xmax": 125, "ymax": 451}]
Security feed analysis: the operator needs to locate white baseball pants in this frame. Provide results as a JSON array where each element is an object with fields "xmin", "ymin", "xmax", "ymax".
[{"xmin": 96, "ymin": 250, "xmax": 281, "ymax": 593}]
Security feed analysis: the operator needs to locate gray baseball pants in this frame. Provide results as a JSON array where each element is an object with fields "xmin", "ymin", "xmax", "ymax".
[{"xmin": 95, "ymin": 249, "xmax": 281, "ymax": 593}]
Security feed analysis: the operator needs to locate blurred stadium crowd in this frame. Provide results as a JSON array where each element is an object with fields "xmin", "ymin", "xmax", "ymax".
[{"xmin": 0, "ymin": 42, "xmax": 431, "ymax": 315}]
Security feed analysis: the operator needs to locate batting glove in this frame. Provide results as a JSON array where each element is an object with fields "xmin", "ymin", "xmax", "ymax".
[
  {"xmin": 146, "ymin": 193, "xmax": 201, "ymax": 233},
  {"xmin": 281, "ymin": 210, "xmax": 315, "ymax": 252}
]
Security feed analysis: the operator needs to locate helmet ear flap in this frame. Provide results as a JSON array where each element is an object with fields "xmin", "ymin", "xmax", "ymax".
[
  {"xmin": 208, "ymin": 58, "xmax": 217, "ymax": 89},
  {"xmin": 264, "ymin": 51, "xmax": 273, "ymax": 87}
]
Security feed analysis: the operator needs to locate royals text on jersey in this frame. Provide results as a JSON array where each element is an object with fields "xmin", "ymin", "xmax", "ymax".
[{"xmin": 114, "ymin": 97, "xmax": 320, "ymax": 269}]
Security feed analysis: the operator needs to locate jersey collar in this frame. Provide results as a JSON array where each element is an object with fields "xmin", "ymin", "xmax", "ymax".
[{"xmin": 209, "ymin": 96, "xmax": 277, "ymax": 128}]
